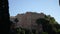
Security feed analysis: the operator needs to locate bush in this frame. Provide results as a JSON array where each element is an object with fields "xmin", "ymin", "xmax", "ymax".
[{"xmin": 42, "ymin": 32, "xmax": 48, "ymax": 34}]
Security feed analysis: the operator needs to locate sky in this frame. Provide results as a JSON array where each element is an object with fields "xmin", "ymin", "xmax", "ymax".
[{"xmin": 8, "ymin": 0, "xmax": 60, "ymax": 24}]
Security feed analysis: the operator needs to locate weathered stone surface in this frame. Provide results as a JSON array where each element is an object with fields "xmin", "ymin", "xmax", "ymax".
[{"xmin": 10, "ymin": 12, "xmax": 45, "ymax": 32}]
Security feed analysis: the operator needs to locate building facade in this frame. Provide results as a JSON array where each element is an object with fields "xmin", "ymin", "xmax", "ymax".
[{"xmin": 13, "ymin": 12, "xmax": 45, "ymax": 31}]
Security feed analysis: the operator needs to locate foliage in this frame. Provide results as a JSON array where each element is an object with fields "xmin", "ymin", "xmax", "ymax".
[
  {"xmin": 14, "ymin": 18, "xmax": 19, "ymax": 23},
  {"xmin": 36, "ymin": 18, "xmax": 49, "ymax": 25},
  {"xmin": 42, "ymin": 32, "xmax": 48, "ymax": 34},
  {"xmin": 36, "ymin": 15, "xmax": 60, "ymax": 34}
]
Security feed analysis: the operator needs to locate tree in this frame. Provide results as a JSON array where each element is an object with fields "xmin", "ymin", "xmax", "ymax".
[
  {"xmin": 36, "ymin": 18, "xmax": 49, "ymax": 34},
  {"xmin": 42, "ymin": 32, "xmax": 48, "ymax": 34},
  {"xmin": 0, "ymin": 0, "xmax": 11, "ymax": 34},
  {"xmin": 36, "ymin": 18, "xmax": 49, "ymax": 25},
  {"xmin": 59, "ymin": 0, "xmax": 60, "ymax": 5},
  {"xmin": 14, "ymin": 18, "xmax": 19, "ymax": 23},
  {"xmin": 45, "ymin": 15, "xmax": 57, "ymax": 24}
]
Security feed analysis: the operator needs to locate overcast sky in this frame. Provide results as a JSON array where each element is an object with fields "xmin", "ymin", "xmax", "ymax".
[{"xmin": 9, "ymin": 0, "xmax": 60, "ymax": 24}]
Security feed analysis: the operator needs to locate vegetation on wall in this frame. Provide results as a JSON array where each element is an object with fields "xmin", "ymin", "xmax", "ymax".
[{"xmin": 11, "ymin": 14, "xmax": 60, "ymax": 34}]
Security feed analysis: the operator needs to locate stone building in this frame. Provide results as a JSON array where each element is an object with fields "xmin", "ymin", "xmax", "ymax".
[{"xmin": 10, "ymin": 12, "xmax": 46, "ymax": 31}]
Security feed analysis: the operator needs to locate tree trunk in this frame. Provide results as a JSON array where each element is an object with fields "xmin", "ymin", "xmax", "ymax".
[{"xmin": 0, "ymin": 0, "xmax": 11, "ymax": 34}]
